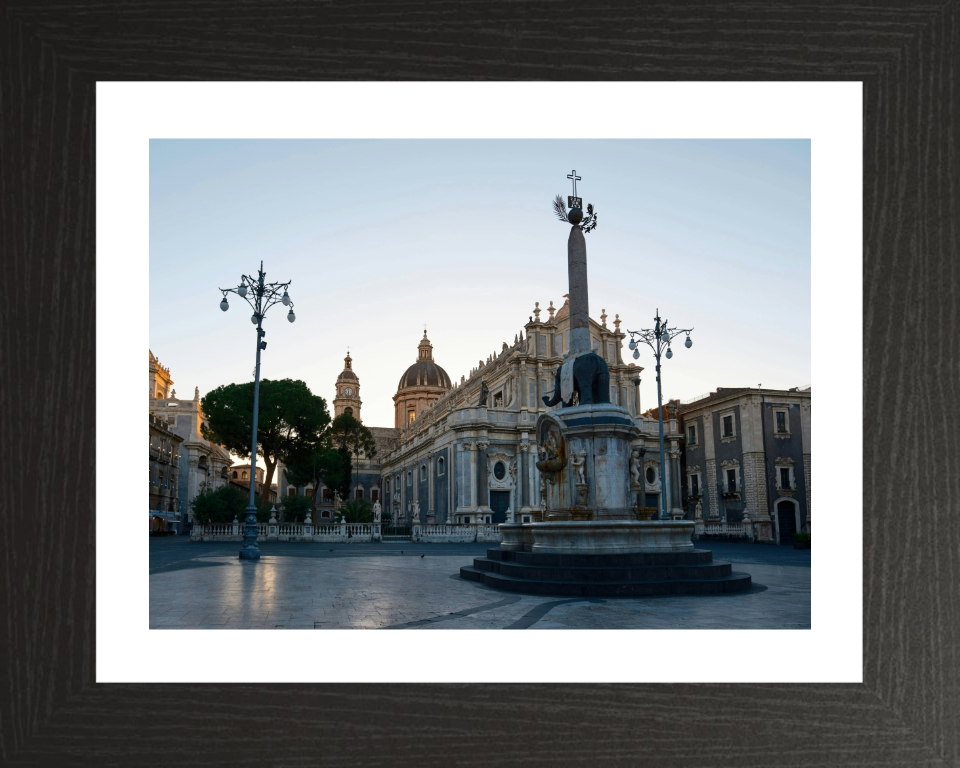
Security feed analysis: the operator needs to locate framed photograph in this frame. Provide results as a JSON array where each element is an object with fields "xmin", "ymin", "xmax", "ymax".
[{"xmin": 5, "ymin": 4, "xmax": 956, "ymax": 765}]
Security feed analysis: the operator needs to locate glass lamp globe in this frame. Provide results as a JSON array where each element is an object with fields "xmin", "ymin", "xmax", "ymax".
[
  {"xmin": 282, "ymin": 291, "xmax": 290, "ymax": 306},
  {"xmin": 666, "ymin": 347, "xmax": 673, "ymax": 359},
  {"xmin": 685, "ymin": 335, "xmax": 693, "ymax": 348},
  {"xmin": 220, "ymin": 297, "xmax": 229, "ymax": 312},
  {"xmin": 287, "ymin": 309, "xmax": 296, "ymax": 323},
  {"xmin": 629, "ymin": 340, "xmax": 636, "ymax": 350},
  {"xmin": 251, "ymin": 314, "xmax": 258, "ymax": 325},
  {"xmin": 238, "ymin": 285, "xmax": 248, "ymax": 298},
  {"xmin": 633, "ymin": 349, "xmax": 640, "ymax": 360},
  {"xmin": 662, "ymin": 330, "xmax": 671, "ymax": 343}
]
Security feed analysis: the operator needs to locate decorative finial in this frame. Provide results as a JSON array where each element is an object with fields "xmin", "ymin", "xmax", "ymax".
[
  {"xmin": 551, "ymin": 170, "xmax": 598, "ymax": 232},
  {"xmin": 601, "ymin": 309, "xmax": 607, "ymax": 328},
  {"xmin": 614, "ymin": 314, "xmax": 621, "ymax": 332},
  {"xmin": 548, "ymin": 301, "xmax": 555, "ymax": 321},
  {"xmin": 533, "ymin": 302, "xmax": 541, "ymax": 322}
]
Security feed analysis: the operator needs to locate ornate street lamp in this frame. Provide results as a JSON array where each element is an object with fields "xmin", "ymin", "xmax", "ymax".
[
  {"xmin": 218, "ymin": 261, "xmax": 296, "ymax": 561},
  {"xmin": 626, "ymin": 310, "xmax": 693, "ymax": 521}
]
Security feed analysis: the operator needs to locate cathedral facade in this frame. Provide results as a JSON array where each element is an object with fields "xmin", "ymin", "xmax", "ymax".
[{"xmin": 374, "ymin": 297, "xmax": 685, "ymax": 527}]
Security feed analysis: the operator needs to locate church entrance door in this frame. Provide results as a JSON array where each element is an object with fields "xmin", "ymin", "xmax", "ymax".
[
  {"xmin": 489, "ymin": 491, "xmax": 510, "ymax": 524},
  {"xmin": 776, "ymin": 500, "xmax": 797, "ymax": 544}
]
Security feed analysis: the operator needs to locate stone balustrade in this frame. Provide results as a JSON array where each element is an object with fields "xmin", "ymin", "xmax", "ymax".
[
  {"xmin": 412, "ymin": 524, "xmax": 502, "ymax": 543},
  {"xmin": 190, "ymin": 522, "xmax": 503, "ymax": 544},
  {"xmin": 694, "ymin": 521, "xmax": 751, "ymax": 540}
]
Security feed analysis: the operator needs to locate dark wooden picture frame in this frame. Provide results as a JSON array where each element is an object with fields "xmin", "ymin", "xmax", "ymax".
[{"xmin": 2, "ymin": 3, "xmax": 957, "ymax": 765}]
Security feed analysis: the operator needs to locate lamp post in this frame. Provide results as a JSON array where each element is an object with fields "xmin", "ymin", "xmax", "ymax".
[
  {"xmin": 626, "ymin": 310, "xmax": 693, "ymax": 521},
  {"xmin": 218, "ymin": 261, "xmax": 296, "ymax": 561}
]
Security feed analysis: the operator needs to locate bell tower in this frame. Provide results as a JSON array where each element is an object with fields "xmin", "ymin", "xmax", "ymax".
[{"xmin": 333, "ymin": 350, "xmax": 362, "ymax": 420}]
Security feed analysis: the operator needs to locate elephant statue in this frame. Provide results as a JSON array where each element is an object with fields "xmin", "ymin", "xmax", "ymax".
[{"xmin": 542, "ymin": 351, "xmax": 611, "ymax": 408}]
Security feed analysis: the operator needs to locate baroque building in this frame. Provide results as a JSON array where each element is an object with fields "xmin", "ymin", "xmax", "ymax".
[
  {"xmin": 149, "ymin": 413, "xmax": 183, "ymax": 531},
  {"xmin": 677, "ymin": 386, "xmax": 812, "ymax": 543},
  {"xmin": 378, "ymin": 297, "xmax": 679, "ymax": 527},
  {"xmin": 148, "ymin": 351, "xmax": 232, "ymax": 532}
]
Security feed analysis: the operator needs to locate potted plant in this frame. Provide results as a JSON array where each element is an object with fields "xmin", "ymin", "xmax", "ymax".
[{"xmin": 793, "ymin": 532, "xmax": 811, "ymax": 549}]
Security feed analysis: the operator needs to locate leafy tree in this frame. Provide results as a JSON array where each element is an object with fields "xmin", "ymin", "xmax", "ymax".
[
  {"xmin": 201, "ymin": 378, "xmax": 330, "ymax": 507},
  {"xmin": 190, "ymin": 484, "xmax": 248, "ymax": 524},
  {"xmin": 327, "ymin": 413, "xmax": 377, "ymax": 499},
  {"xmin": 285, "ymin": 413, "xmax": 377, "ymax": 507},
  {"xmin": 281, "ymin": 493, "xmax": 313, "ymax": 523}
]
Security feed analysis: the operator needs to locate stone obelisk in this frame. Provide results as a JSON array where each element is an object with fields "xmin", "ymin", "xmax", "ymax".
[{"xmin": 567, "ymin": 224, "xmax": 591, "ymax": 355}]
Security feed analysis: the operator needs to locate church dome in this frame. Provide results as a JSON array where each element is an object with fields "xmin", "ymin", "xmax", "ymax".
[{"xmin": 397, "ymin": 331, "xmax": 452, "ymax": 390}]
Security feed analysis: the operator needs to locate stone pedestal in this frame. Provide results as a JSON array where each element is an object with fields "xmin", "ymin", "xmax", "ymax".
[{"xmin": 536, "ymin": 402, "xmax": 639, "ymax": 520}]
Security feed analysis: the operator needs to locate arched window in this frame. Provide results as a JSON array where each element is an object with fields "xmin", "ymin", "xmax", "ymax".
[
  {"xmin": 437, "ymin": 457, "xmax": 444, "ymax": 476},
  {"xmin": 232, "ymin": 471, "xmax": 238, "ymax": 479},
  {"xmin": 356, "ymin": 487, "xmax": 364, "ymax": 500},
  {"xmin": 420, "ymin": 465, "xmax": 427, "ymax": 482},
  {"xmin": 345, "ymin": 407, "xmax": 353, "ymax": 416},
  {"xmin": 242, "ymin": 471, "xmax": 248, "ymax": 479},
  {"xmin": 371, "ymin": 489, "xmax": 379, "ymax": 503}
]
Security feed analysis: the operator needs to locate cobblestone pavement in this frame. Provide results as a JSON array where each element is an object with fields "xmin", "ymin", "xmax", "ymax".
[{"xmin": 149, "ymin": 538, "xmax": 810, "ymax": 630}]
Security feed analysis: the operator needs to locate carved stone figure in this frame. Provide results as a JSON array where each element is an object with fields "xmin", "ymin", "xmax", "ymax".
[
  {"xmin": 536, "ymin": 423, "xmax": 566, "ymax": 476},
  {"xmin": 570, "ymin": 450, "xmax": 586, "ymax": 485},
  {"xmin": 194, "ymin": 386, "xmax": 199, "ymax": 400},
  {"xmin": 541, "ymin": 351, "xmax": 611, "ymax": 408},
  {"xmin": 373, "ymin": 500, "xmax": 382, "ymax": 523},
  {"xmin": 170, "ymin": 388, "xmax": 176, "ymax": 399},
  {"xmin": 412, "ymin": 501, "xmax": 420, "ymax": 523},
  {"xmin": 695, "ymin": 500, "xmax": 703, "ymax": 521},
  {"xmin": 508, "ymin": 460, "xmax": 517, "ymax": 487},
  {"xmin": 478, "ymin": 381, "xmax": 489, "ymax": 407},
  {"xmin": 629, "ymin": 450, "xmax": 642, "ymax": 487}
]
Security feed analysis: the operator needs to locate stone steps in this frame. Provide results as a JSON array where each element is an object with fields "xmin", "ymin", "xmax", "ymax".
[
  {"xmin": 487, "ymin": 548, "xmax": 713, "ymax": 568},
  {"xmin": 460, "ymin": 564, "xmax": 753, "ymax": 597},
  {"xmin": 474, "ymin": 557, "xmax": 733, "ymax": 583},
  {"xmin": 460, "ymin": 547, "xmax": 752, "ymax": 597}
]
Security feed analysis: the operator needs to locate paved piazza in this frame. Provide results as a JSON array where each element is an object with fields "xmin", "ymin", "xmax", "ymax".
[{"xmin": 149, "ymin": 538, "xmax": 810, "ymax": 630}]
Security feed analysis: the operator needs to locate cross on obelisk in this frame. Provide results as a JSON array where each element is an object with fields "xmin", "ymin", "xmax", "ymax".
[
  {"xmin": 567, "ymin": 170, "xmax": 582, "ymax": 210},
  {"xmin": 566, "ymin": 171, "xmax": 590, "ymax": 354}
]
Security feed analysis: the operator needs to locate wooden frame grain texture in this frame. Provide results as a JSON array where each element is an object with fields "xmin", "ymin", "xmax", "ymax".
[{"xmin": 2, "ymin": 2, "xmax": 957, "ymax": 766}]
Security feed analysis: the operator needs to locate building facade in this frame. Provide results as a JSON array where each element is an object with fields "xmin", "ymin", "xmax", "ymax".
[
  {"xmin": 377, "ymin": 298, "xmax": 688, "ymax": 527},
  {"xmin": 677, "ymin": 386, "xmax": 812, "ymax": 543},
  {"xmin": 148, "ymin": 350, "xmax": 233, "ymax": 532},
  {"xmin": 229, "ymin": 464, "xmax": 278, "ymax": 504},
  {"xmin": 149, "ymin": 413, "xmax": 184, "ymax": 531}
]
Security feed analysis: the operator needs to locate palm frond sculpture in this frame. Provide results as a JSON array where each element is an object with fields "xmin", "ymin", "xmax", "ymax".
[
  {"xmin": 581, "ymin": 203, "xmax": 598, "ymax": 234},
  {"xmin": 553, "ymin": 194, "xmax": 570, "ymax": 223}
]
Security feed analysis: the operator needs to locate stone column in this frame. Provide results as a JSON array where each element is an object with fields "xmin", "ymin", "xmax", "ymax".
[
  {"xmin": 476, "ymin": 439, "xmax": 490, "ymax": 515},
  {"xmin": 632, "ymin": 376, "xmax": 641, "ymax": 418},
  {"xmin": 427, "ymin": 455, "xmax": 435, "ymax": 522},
  {"xmin": 519, "ymin": 361, "xmax": 527, "ymax": 410},
  {"xmin": 669, "ymin": 448, "xmax": 683, "ymax": 518},
  {"xmin": 536, "ymin": 362, "xmax": 543, "ymax": 412},
  {"xmin": 467, "ymin": 443, "xmax": 478, "ymax": 511},
  {"xmin": 567, "ymin": 225, "xmax": 591, "ymax": 353}
]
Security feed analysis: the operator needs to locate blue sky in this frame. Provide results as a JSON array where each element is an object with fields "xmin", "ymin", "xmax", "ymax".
[{"xmin": 150, "ymin": 139, "xmax": 810, "ymax": 432}]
